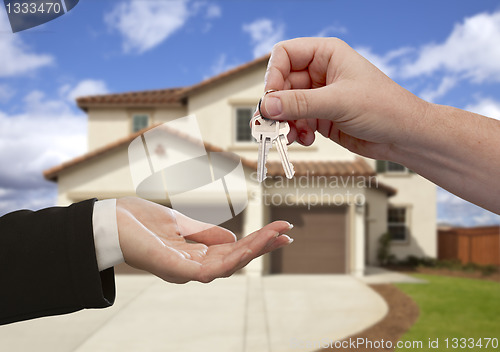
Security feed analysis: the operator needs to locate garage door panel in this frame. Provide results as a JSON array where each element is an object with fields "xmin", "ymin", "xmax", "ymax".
[{"xmin": 270, "ymin": 206, "xmax": 347, "ymax": 274}]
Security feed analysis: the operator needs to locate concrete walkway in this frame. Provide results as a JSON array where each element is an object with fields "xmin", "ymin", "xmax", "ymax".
[
  {"xmin": 0, "ymin": 274, "xmax": 389, "ymax": 352},
  {"xmin": 360, "ymin": 266, "xmax": 428, "ymax": 284}
]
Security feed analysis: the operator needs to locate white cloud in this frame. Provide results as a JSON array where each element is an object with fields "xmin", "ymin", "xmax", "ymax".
[
  {"xmin": 401, "ymin": 11, "xmax": 500, "ymax": 82},
  {"xmin": 316, "ymin": 25, "xmax": 348, "ymax": 37},
  {"xmin": 105, "ymin": 0, "xmax": 191, "ymax": 54},
  {"xmin": 465, "ymin": 97, "xmax": 500, "ymax": 120},
  {"xmin": 437, "ymin": 188, "xmax": 500, "ymax": 226},
  {"xmin": 205, "ymin": 3, "xmax": 221, "ymax": 19},
  {"xmin": 60, "ymin": 79, "xmax": 109, "ymax": 102},
  {"xmin": 420, "ymin": 76, "xmax": 457, "ymax": 102},
  {"xmin": 0, "ymin": 90, "xmax": 86, "ymax": 215},
  {"xmin": 207, "ymin": 54, "xmax": 240, "ymax": 78},
  {"xmin": 0, "ymin": 11, "xmax": 54, "ymax": 77},
  {"xmin": 355, "ymin": 46, "xmax": 412, "ymax": 78},
  {"xmin": 243, "ymin": 18, "xmax": 285, "ymax": 58}
]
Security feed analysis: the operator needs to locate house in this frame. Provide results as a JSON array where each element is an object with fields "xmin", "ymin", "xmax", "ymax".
[{"xmin": 43, "ymin": 55, "xmax": 437, "ymax": 277}]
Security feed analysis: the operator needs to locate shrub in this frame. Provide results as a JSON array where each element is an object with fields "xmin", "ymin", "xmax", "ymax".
[{"xmin": 377, "ymin": 232, "xmax": 392, "ymax": 266}]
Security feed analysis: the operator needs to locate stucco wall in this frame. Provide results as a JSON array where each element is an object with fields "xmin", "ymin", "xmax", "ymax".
[
  {"xmin": 57, "ymin": 146, "xmax": 136, "ymax": 205},
  {"xmin": 378, "ymin": 172, "xmax": 437, "ymax": 260},
  {"xmin": 87, "ymin": 108, "xmax": 130, "ymax": 151},
  {"xmin": 364, "ymin": 187, "xmax": 389, "ymax": 265},
  {"xmin": 87, "ymin": 106, "xmax": 188, "ymax": 152}
]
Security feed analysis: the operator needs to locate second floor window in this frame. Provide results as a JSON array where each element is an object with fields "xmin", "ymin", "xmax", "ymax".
[
  {"xmin": 376, "ymin": 160, "xmax": 412, "ymax": 173},
  {"xmin": 133, "ymin": 114, "xmax": 149, "ymax": 133},
  {"xmin": 235, "ymin": 108, "xmax": 253, "ymax": 142}
]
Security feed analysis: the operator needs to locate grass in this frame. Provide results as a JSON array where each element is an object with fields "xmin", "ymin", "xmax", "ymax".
[{"xmin": 395, "ymin": 274, "xmax": 500, "ymax": 351}]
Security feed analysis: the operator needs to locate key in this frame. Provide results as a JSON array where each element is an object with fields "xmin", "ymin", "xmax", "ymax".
[
  {"xmin": 275, "ymin": 122, "xmax": 295, "ymax": 179},
  {"xmin": 251, "ymin": 115, "xmax": 279, "ymax": 182},
  {"xmin": 251, "ymin": 115, "xmax": 295, "ymax": 182}
]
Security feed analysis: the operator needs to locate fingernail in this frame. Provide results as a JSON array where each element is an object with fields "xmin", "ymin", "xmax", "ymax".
[
  {"xmin": 298, "ymin": 131, "xmax": 307, "ymax": 142},
  {"xmin": 287, "ymin": 223, "xmax": 294, "ymax": 230},
  {"xmin": 264, "ymin": 96, "xmax": 282, "ymax": 118},
  {"xmin": 279, "ymin": 234, "xmax": 294, "ymax": 244}
]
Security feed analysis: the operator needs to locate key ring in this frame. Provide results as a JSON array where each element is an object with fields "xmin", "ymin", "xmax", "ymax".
[{"xmin": 258, "ymin": 89, "xmax": 278, "ymax": 119}]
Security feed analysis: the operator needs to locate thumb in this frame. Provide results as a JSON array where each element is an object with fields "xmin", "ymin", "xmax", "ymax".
[{"xmin": 260, "ymin": 85, "xmax": 345, "ymax": 122}]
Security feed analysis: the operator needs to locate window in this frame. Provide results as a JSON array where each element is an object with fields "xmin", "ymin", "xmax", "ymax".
[
  {"xmin": 235, "ymin": 108, "xmax": 253, "ymax": 142},
  {"xmin": 132, "ymin": 114, "xmax": 149, "ymax": 133},
  {"xmin": 376, "ymin": 160, "xmax": 413, "ymax": 173},
  {"xmin": 388, "ymin": 207, "xmax": 408, "ymax": 241}
]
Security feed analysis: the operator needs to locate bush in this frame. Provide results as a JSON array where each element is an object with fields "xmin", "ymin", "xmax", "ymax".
[
  {"xmin": 398, "ymin": 255, "xmax": 437, "ymax": 268},
  {"xmin": 400, "ymin": 256, "xmax": 499, "ymax": 276},
  {"xmin": 377, "ymin": 233, "xmax": 392, "ymax": 266},
  {"xmin": 481, "ymin": 265, "xmax": 499, "ymax": 276}
]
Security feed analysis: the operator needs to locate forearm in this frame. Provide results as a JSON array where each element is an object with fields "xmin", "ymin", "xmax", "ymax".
[
  {"xmin": 0, "ymin": 200, "xmax": 115, "ymax": 325},
  {"xmin": 392, "ymin": 103, "xmax": 500, "ymax": 214}
]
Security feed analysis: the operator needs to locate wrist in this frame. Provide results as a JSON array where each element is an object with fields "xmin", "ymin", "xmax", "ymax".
[{"xmin": 388, "ymin": 98, "xmax": 437, "ymax": 165}]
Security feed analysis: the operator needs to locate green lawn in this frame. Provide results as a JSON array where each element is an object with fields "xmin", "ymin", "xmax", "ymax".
[{"xmin": 396, "ymin": 274, "xmax": 500, "ymax": 351}]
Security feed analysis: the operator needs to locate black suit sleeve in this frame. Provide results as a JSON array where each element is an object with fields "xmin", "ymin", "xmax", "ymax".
[{"xmin": 0, "ymin": 199, "xmax": 115, "ymax": 325}]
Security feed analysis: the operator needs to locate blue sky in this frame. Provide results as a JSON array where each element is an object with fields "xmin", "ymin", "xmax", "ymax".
[{"xmin": 0, "ymin": 0, "xmax": 499, "ymax": 226}]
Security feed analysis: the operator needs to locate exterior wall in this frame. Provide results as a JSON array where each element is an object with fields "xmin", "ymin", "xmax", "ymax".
[
  {"xmin": 155, "ymin": 107, "xmax": 188, "ymax": 124},
  {"xmin": 375, "ymin": 169, "xmax": 437, "ymax": 260},
  {"xmin": 364, "ymin": 187, "xmax": 389, "ymax": 265},
  {"xmin": 57, "ymin": 146, "xmax": 136, "ymax": 205},
  {"xmin": 87, "ymin": 106, "xmax": 188, "ymax": 151},
  {"xmin": 88, "ymin": 108, "xmax": 130, "ymax": 151}
]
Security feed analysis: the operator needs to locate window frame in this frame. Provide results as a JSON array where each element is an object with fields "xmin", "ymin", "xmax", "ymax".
[
  {"xmin": 233, "ymin": 106, "xmax": 256, "ymax": 145},
  {"xmin": 131, "ymin": 113, "xmax": 151, "ymax": 133},
  {"xmin": 387, "ymin": 205, "xmax": 411, "ymax": 243},
  {"xmin": 376, "ymin": 160, "xmax": 412, "ymax": 174}
]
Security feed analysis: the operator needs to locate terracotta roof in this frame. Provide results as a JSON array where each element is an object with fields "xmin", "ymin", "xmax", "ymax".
[
  {"xmin": 262, "ymin": 158, "xmax": 396, "ymax": 196},
  {"xmin": 76, "ymin": 54, "xmax": 270, "ymax": 111},
  {"xmin": 266, "ymin": 158, "xmax": 375, "ymax": 177},
  {"xmin": 177, "ymin": 54, "xmax": 270, "ymax": 98},
  {"xmin": 76, "ymin": 87, "xmax": 187, "ymax": 111}
]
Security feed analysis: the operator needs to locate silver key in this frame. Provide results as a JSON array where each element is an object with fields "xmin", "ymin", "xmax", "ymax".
[
  {"xmin": 275, "ymin": 122, "xmax": 295, "ymax": 179},
  {"xmin": 251, "ymin": 115, "xmax": 295, "ymax": 182},
  {"xmin": 251, "ymin": 115, "xmax": 279, "ymax": 182}
]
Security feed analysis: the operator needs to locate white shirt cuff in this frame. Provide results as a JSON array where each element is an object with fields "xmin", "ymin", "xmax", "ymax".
[{"xmin": 92, "ymin": 199, "xmax": 124, "ymax": 271}]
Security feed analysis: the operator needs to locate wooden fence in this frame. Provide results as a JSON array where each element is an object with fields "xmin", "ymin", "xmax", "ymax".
[{"xmin": 438, "ymin": 226, "xmax": 500, "ymax": 266}]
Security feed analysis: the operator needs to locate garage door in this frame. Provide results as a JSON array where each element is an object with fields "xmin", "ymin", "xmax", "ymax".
[{"xmin": 270, "ymin": 206, "xmax": 347, "ymax": 274}]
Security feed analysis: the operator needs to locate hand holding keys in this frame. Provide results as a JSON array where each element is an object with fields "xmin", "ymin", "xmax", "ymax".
[{"xmin": 251, "ymin": 90, "xmax": 295, "ymax": 182}]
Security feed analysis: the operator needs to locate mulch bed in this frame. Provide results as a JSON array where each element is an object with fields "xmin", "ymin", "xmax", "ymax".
[{"xmin": 316, "ymin": 284, "xmax": 419, "ymax": 352}]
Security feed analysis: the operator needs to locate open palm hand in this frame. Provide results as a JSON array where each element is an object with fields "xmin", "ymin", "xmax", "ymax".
[{"xmin": 116, "ymin": 197, "xmax": 293, "ymax": 283}]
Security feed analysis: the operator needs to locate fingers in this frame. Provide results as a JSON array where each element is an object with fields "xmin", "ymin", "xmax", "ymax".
[
  {"xmin": 260, "ymin": 85, "xmax": 345, "ymax": 123},
  {"xmin": 235, "ymin": 221, "xmax": 292, "ymax": 248},
  {"xmin": 195, "ymin": 221, "xmax": 294, "ymax": 283},
  {"xmin": 293, "ymin": 119, "xmax": 317, "ymax": 146},
  {"xmin": 228, "ymin": 226, "xmax": 293, "ymax": 274},
  {"xmin": 265, "ymin": 37, "xmax": 329, "ymax": 91},
  {"xmin": 173, "ymin": 210, "xmax": 237, "ymax": 245},
  {"xmin": 265, "ymin": 37, "xmax": 347, "ymax": 91}
]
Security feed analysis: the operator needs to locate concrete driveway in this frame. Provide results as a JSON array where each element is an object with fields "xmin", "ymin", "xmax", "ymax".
[{"xmin": 0, "ymin": 274, "xmax": 388, "ymax": 352}]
